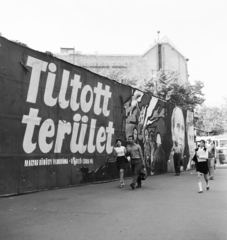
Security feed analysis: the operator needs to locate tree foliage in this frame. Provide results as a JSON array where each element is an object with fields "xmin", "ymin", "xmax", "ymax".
[
  {"xmin": 140, "ymin": 69, "xmax": 205, "ymax": 111},
  {"xmin": 94, "ymin": 68, "xmax": 137, "ymax": 87},
  {"xmin": 195, "ymin": 103, "xmax": 227, "ymax": 136}
]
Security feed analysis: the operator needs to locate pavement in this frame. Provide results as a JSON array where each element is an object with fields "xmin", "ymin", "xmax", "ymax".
[
  {"xmin": 0, "ymin": 169, "xmax": 227, "ymax": 240},
  {"xmin": 216, "ymin": 164, "xmax": 227, "ymax": 169}
]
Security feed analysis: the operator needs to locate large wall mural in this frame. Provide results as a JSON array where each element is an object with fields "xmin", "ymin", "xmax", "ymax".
[
  {"xmin": 0, "ymin": 36, "xmax": 194, "ymax": 196},
  {"xmin": 122, "ymin": 90, "xmax": 193, "ymax": 176}
]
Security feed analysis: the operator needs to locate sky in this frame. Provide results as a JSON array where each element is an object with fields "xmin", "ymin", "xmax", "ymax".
[{"xmin": 1, "ymin": 0, "xmax": 227, "ymax": 107}]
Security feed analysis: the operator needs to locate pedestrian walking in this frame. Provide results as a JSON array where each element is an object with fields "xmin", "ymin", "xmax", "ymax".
[
  {"xmin": 126, "ymin": 135, "xmax": 145, "ymax": 189},
  {"xmin": 207, "ymin": 139, "xmax": 216, "ymax": 180},
  {"xmin": 193, "ymin": 140, "xmax": 210, "ymax": 193},
  {"xmin": 113, "ymin": 139, "xmax": 127, "ymax": 188},
  {"xmin": 172, "ymin": 141, "xmax": 182, "ymax": 176}
]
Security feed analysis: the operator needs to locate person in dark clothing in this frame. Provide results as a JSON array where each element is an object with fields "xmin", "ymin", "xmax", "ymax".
[
  {"xmin": 127, "ymin": 135, "xmax": 145, "ymax": 189},
  {"xmin": 172, "ymin": 141, "xmax": 182, "ymax": 176}
]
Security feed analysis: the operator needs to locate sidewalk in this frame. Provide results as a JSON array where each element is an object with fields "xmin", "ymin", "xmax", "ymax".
[
  {"xmin": 216, "ymin": 164, "xmax": 227, "ymax": 169},
  {"xmin": 0, "ymin": 169, "xmax": 226, "ymax": 240}
]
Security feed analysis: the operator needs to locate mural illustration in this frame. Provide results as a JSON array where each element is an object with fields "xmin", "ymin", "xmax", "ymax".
[
  {"xmin": 168, "ymin": 107, "xmax": 185, "ymax": 172},
  {"xmin": 0, "ymin": 36, "xmax": 194, "ymax": 196},
  {"xmin": 122, "ymin": 90, "xmax": 193, "ymax": 175},
  {"xmin": 186, "ymin": 110, "xmax": 196, "ymax": 169}
]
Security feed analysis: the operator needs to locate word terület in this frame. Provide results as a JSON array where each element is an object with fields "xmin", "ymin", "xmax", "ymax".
[{"xmin": 22, "ymin": 56, "xmax": 115, "ymax": 154}]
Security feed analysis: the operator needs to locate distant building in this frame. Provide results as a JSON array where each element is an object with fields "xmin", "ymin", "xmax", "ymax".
[{"xmin": 55, "ymin": 36, "xmax": 189, "ymax": 85}]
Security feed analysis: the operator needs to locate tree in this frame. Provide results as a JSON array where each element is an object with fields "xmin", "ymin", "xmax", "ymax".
[
  {"xmin": 139, "ymin": 69, "xmax": 205, "ymax": 111},
  {"xmin": 194, "ymin": 105, "xmax": 227, "ymax": 136},
  {"xmin": 94, "ymin": 68, "xmax": 137, "ymax": 87}
]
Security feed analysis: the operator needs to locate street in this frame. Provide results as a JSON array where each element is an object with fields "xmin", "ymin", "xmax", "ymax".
[{"xmin": 0, "ymin": 168, "xmax": 227, "ymax": 240}]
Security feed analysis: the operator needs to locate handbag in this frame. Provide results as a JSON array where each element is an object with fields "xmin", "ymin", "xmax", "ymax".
[
  {"xmin": 140, "ymin": 168, "xmax": 147, "ymax": 180},
  {"xmin": 192, "ymin": 153, "xmax": 198, "ymax": 163}
]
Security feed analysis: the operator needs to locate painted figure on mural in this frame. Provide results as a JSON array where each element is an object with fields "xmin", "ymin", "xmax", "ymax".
[
  {"xmin": 144, "ymin": 128, "xmax": 151, "ymax": 168},
  {"xmin": 142, "ymin": 98, "xmax": 168, "ymax": 174},
  {"xmin": 124, "ymin": 90, "xmax": 144, "ymax": 140},
  {"xmin": 168, "ymin": 107, "xmax": 185, "ymax": 173},
  {"xmin": 129, "ymin": 92, "xmax": 142, "ymax": 115},
  {"xmin": 124, "ymin": 94, "xmax": 171, "ymax": 175},
  {"xmin": 133, "ymin": 127, "xmax": 139, "ymax": 144},
  {"xmin": 143, "ymin": 128, "xmax": 156, "ymax": 175},
  {"xmin": 186, "ymin": 111, "xmax": 196, "ymax": 170},
  {"xmin": 153, "ymin": 133, "xmax": 166, "ymax": 174},
  {"xmin": 149, "ymin": 131, "xmax": 156, "ymax": 174},
  {"xmin": 138, "ymin": 105, "xmax": 146, "ymax": 139}
]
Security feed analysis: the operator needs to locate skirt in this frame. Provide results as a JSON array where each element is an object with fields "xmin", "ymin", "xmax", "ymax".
[
  {"xmin": 116, "ymin": 156, "xmax": 127, "ymax": 171},
  {"xmin": 196, "ymin": 160, "xmax": 209, "ymax": 174}
]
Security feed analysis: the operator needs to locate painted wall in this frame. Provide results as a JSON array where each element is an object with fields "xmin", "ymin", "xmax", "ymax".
[{"xmin": 0, "ymin": 36, "xmax": 193, "ymax": 196}]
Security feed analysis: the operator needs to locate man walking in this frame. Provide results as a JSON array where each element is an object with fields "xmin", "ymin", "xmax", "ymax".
[
  {"xmin": 127, "ymin": 135, "xmax": 145, "ymax": 189},
  {"xmin": 172, "ymin": 141, "xmax": 182, "ymax": 176}
]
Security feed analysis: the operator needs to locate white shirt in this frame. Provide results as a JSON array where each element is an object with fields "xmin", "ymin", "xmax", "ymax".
[
  {"xmin": 114, "ymin": 146, "xmax": 126, "ymax": 157},
  {"xmin": 197, "ymin": 147, "xmax": 208, "ymax": 162}
]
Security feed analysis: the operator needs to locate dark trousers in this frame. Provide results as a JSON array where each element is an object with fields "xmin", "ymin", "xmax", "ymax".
[
  {"xmin": 131, "ymin": 160, "xmax": 142, "ymax": 185},
  {"xmin": 174, "ymin": 153, "xmax": 181, "ymax": 174}
]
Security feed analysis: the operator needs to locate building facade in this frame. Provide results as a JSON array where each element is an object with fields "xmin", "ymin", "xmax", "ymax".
[{"xmin": 55, "ymin": 36, "xmax": 189, "ymax": 86}]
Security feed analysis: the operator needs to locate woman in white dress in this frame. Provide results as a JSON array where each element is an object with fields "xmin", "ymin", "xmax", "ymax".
[
  {"xmin": 193, "ymin": 140, "xmax": 210, "ymax": 193},
  {"xmin": 113, "ymin": 139, "xmax": 127, "ymax": 188}
]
